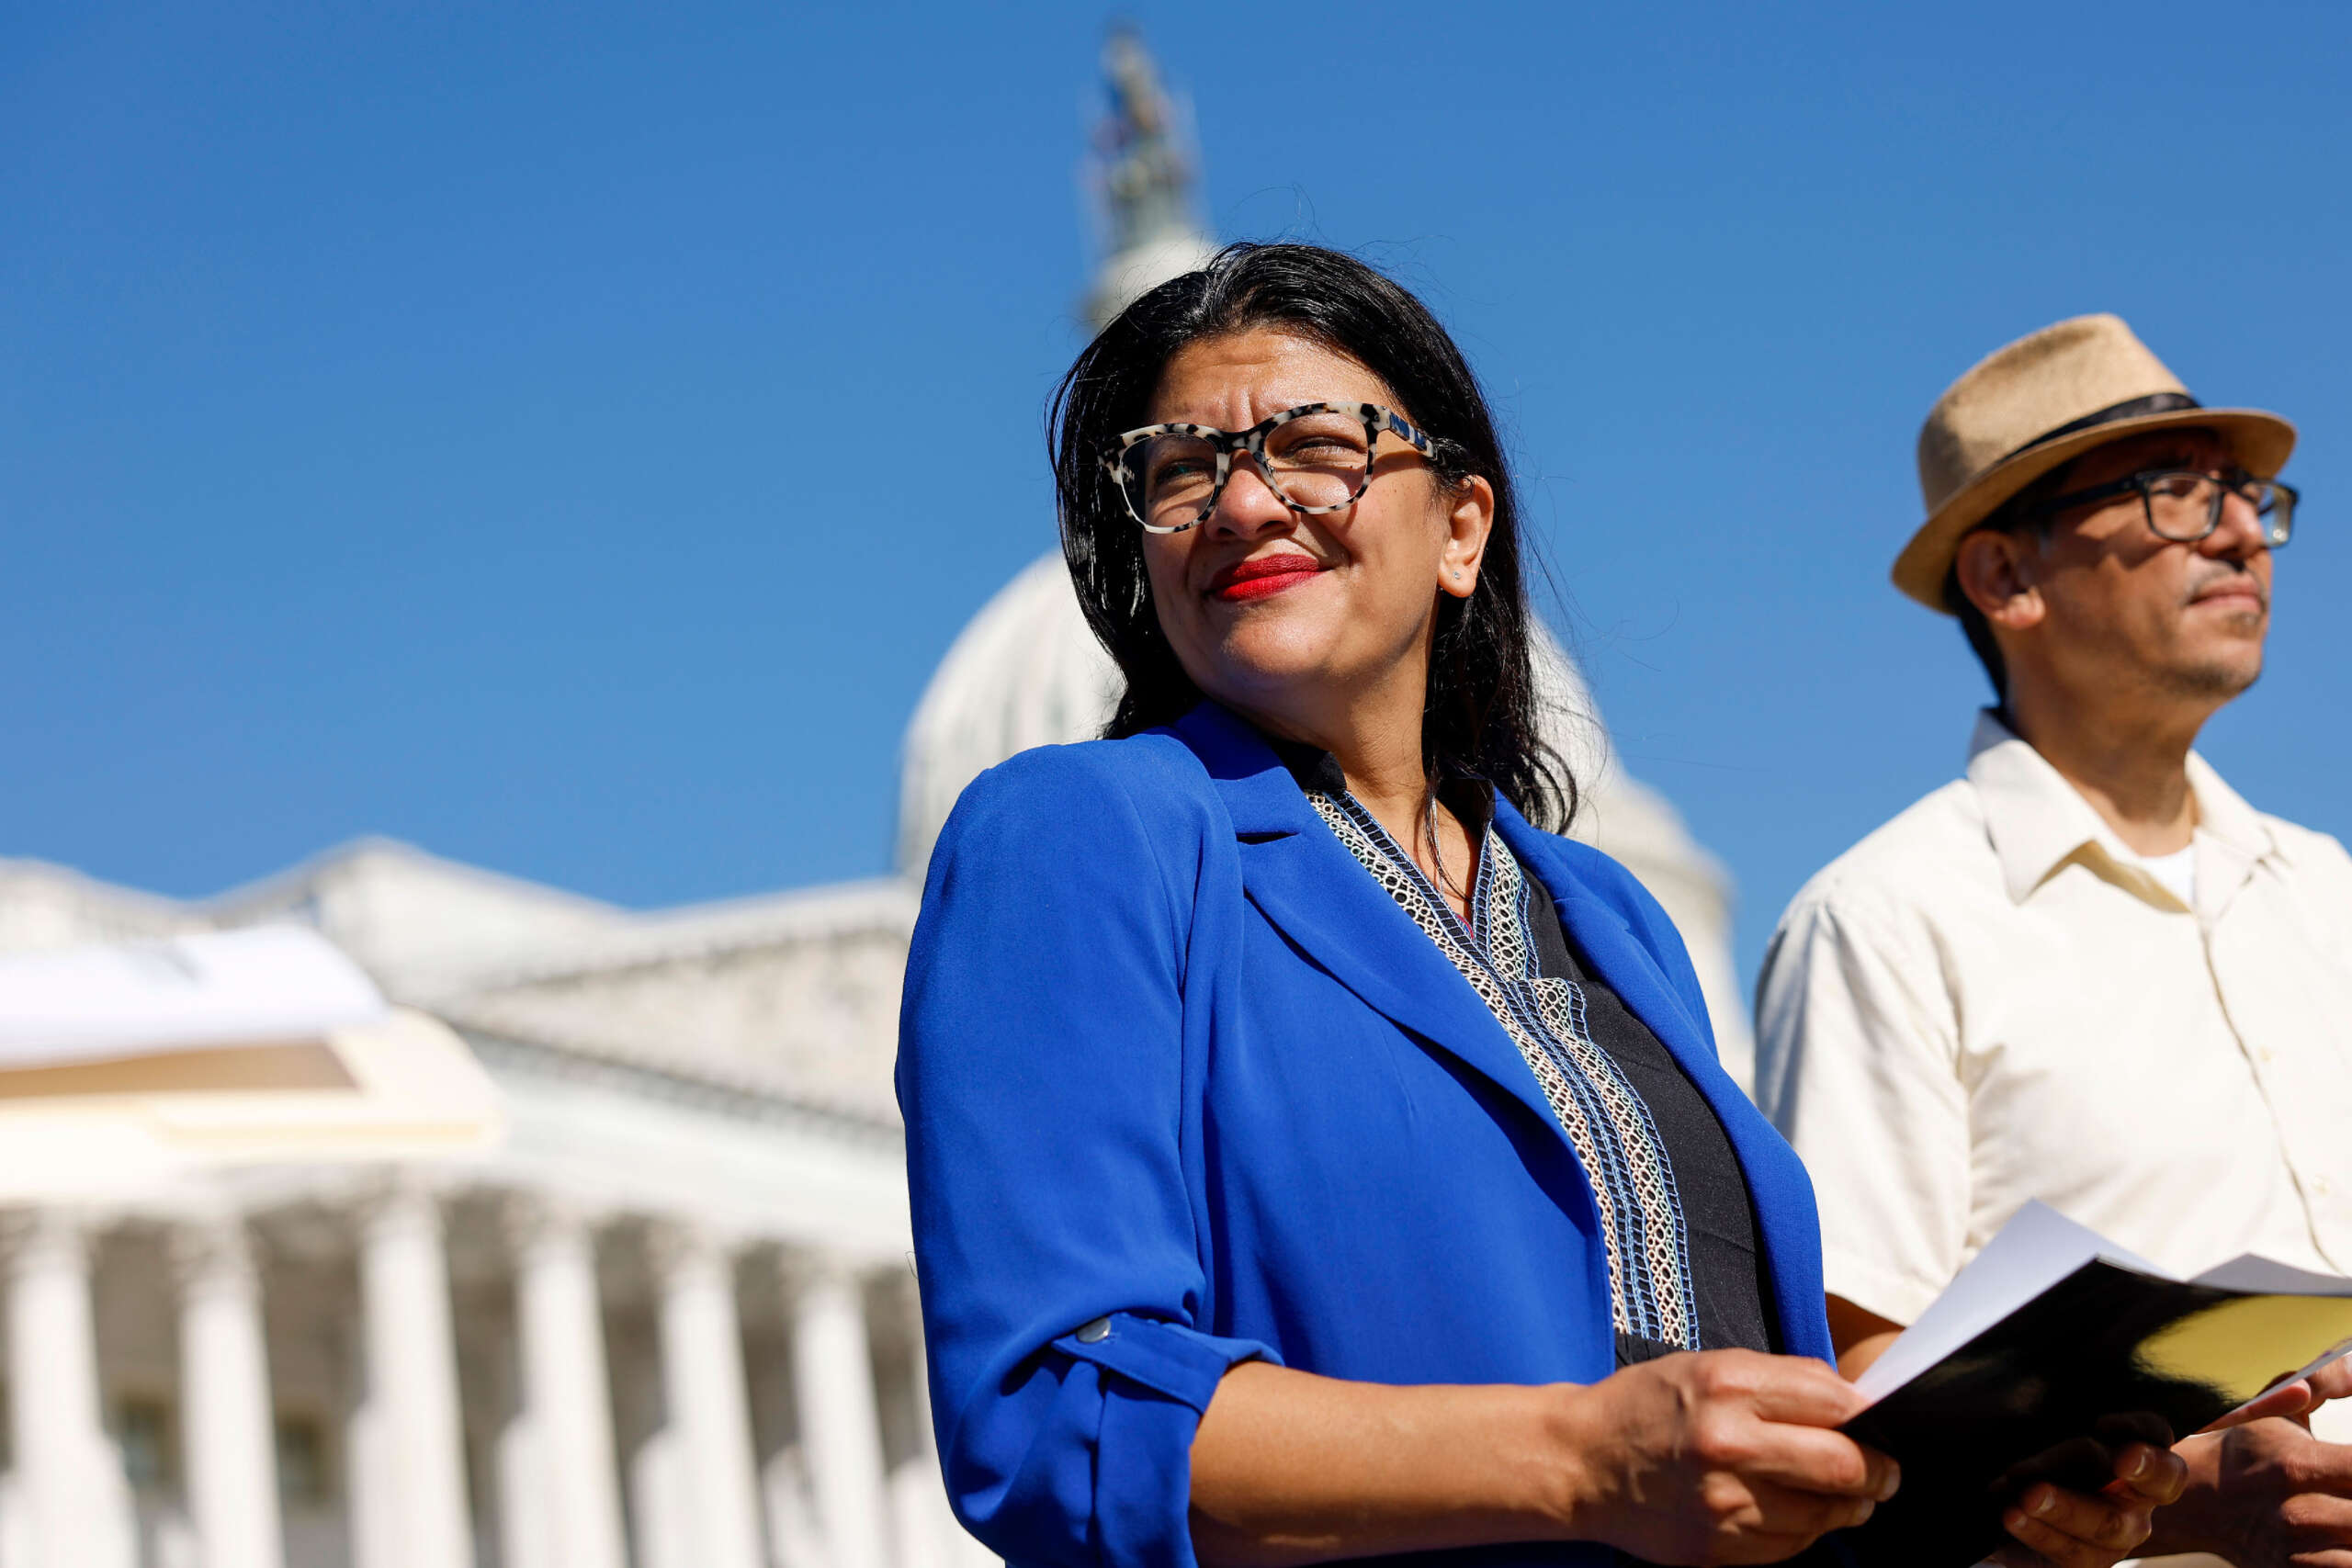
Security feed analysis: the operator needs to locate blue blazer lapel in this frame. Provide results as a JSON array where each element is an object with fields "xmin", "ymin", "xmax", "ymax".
[
  {"xmin": 1167, "ymin": 705, "xmax": 1572, "ymax": 1145},
  {"xmin": 1495, "ymin": 803, "xmax": 1833, "ymax": 1363}
]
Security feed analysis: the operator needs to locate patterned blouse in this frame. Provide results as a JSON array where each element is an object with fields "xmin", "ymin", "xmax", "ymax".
[{"xmin": 1300, "ymin": 765, "xmax": 1707, "ymax": 1356}]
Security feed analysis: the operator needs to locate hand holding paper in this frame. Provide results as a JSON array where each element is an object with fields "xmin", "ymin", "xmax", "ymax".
[
  {"xmin": 2152, "ymin": 1415, "xmax": 2352, "ymax": 1565},
  {"xmin": 1991, "ymin": 1440, "xmax": 2185, "ymax": 1568},
  {"xmin": 1562, "ymin": 1349, "xmax": 1897, "ymax": 1565},
  {"xmin": 1841, "ymin": 1203, "xmax": 2352, "ymax": 1567},
  {"xmin": 2206, "ymin": 1353, "xmax": 2352, "ymax": 1432}
]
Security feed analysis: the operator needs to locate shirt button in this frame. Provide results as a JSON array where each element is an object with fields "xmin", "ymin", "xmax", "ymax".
[
  {"xmin": 1077, "ymin": 1316, "xmax": 1112, "ymax": 1343},
  {"xmin": 2316, "ymin": 1178, "xmax": 2334, "ymax": 1198},
  {"xmin": 2259, "ymin": 1048, "xmax": 2277, "ymax": 1065}
]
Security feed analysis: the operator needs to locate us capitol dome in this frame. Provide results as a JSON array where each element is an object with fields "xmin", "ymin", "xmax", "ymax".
[{"xmin": 898, "ymin": 28, "xmax": 1754, "ymax": 1090}]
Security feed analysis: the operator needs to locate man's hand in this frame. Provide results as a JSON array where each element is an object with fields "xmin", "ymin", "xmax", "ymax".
[
  {"xmin": 2213, "ymin": 1359, "xmax": 2352, "ymax": 1433},
  {"xmin": 2315, "ymin": 1361, "xmax": 2352, "ymax": 1410},
  {"xmin": 2151, "ymin": 1420, "xmax": 2352, "ymax": 1568},
  {"xmin": 1992, "ymin": 1443, "xmax": 2187, "ymax": 1568}
]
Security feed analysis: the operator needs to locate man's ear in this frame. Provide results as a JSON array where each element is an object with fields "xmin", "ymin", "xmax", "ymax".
[
  {"xmin": 1954, "ymin": 528, "xmax": 2046, "ymax": 633},
  {"xmin": 1437, "ymin": 474, "xmax": 1496, "ymax": 600}
]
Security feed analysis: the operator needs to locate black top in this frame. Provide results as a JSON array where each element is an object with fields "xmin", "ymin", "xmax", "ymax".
[
  {"xmin": 1274, "ymin": 743, "xmax": 1775, "ymax": 1361},
  {"xmin": 1518, "ymin": 872, "xmax": 1776, "ymax": 1360}
]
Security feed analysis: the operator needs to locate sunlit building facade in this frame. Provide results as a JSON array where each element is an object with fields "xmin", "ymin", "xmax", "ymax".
[{"xmin": 0, "ymin": 844, "xmax": 955, "ymax": 1568}]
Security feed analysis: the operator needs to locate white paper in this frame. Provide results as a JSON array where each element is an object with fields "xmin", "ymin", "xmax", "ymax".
[
  {"xmin": 0, "ymin": 928, "xmax": 387, "ymax": 1067},
  {"xmin": 1856, "ymin": 1201, "xmax": 2174, "ymax": 1402},
  {"xmin": 2193, "ymin": 1254, "xmax": 2352, "ymax": 1297}
]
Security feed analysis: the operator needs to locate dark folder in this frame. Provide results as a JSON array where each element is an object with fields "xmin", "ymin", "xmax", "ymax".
[{"xmin": 1840, "ymin": 1203, "xmax": 2352, "ymax": 1568}]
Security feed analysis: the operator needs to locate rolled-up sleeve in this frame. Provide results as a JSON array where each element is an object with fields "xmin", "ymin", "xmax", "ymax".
[{"xmin": 897, "ymin": 746, "xmax": 1276, "ymax": 1568}]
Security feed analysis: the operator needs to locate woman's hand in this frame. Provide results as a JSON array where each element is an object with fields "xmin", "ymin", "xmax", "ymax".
[
  {"xmin": 1993, "ymin": 1443, "xmax": 2188, "ymax": 1568},
  {"xmin": 1189, "ymin": 1355, "xmax": 1891, "ymax": 1568},
  {"xmin": 1559, "ymin": 1349, "xmax": 1899, "ymax": 1566}
]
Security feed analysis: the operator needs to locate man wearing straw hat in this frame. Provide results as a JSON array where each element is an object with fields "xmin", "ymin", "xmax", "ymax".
[{"xmin": 1757, "ymin": 314, "xmax": 2352, "ymax": 1563}]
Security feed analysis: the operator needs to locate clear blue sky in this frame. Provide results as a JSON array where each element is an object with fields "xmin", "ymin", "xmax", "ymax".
[{"xmin": 8, "ymin": 1, "xmax": 2350, "ymax": 995}]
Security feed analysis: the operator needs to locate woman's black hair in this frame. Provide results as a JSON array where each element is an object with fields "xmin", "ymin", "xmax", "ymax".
[{"xmin": 1047, "ymin": 242, "xmax": 1575, "ymax": 831}]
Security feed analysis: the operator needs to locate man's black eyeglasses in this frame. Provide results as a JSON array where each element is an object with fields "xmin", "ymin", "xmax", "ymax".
[{"xmin": 2033, "ymin": 468, "xmax": 2296, "ymax": 548}]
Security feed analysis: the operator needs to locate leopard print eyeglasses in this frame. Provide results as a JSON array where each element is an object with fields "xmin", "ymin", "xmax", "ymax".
[{"xmin": 1101, "ymin": 401, "xmax": 1440, "ymax": 534}]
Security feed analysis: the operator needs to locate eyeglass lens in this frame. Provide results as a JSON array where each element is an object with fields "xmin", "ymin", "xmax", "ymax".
[
  {"xmin": 2142, "ymin": 473, "xmax": 2295, "ymax": 547},
  {"xmin": 1121, "ymin": 411, "xmax": 1374, "ymax": 530}
]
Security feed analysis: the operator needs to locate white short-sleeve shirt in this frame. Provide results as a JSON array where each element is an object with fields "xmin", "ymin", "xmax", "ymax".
[{"xmin": 1756, "ymin": 712, "xmax": 2352, "ymax": 1333}]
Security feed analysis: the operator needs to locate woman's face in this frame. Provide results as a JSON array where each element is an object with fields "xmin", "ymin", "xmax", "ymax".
[{"xmin": 1136, "ymin": 327, "xmax": 1493, "ymax": 737}]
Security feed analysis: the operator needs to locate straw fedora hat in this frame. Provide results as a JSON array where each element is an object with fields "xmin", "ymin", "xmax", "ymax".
[{"xmin": 1893, "ymin": 313, "xmax": 2296, "ymax": 611}]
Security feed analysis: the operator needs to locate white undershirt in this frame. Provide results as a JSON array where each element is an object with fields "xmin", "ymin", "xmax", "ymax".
[{"xmin": 2124, "ymin": 842, "xmax": 2198, "ymax": 908}]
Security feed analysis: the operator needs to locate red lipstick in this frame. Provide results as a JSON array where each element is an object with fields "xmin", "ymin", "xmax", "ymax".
[{"xmin": 1207, "ymin": 554, "xmax": 1328, "ymax": 603}]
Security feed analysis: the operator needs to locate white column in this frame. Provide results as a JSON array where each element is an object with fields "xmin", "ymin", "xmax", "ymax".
[
  {"xmin": 888, "ymin": 1276, "xmax": 942, "ymax": 1568},
  {"xmin": 788, "ymin": 1258, "xmax": 893, "ymax": 1568},
  {"xmin": 646, "ymin": 1221, "xmax": 763, "ymax": 1568},
  {"xmin": 0, "ymin": 1209, "xmax": 135, "ymax": 1568},
  {"xmin": 492, "ymin": 1410, "xmax": 548, "ymax": 1568},
  {"xmin": 172, "ymin": 1216, "xmax": 287, "ymax": 1568},
  {"xmin": 345, "ymin": 1392, "xmax": 391, "ymax": 1568},
  {"xmin": 503, "ymin": 1196, "xmax": 627, "ymax": 1568},
  {"xmin": 356, "ymin": 1181, "xmax": 474, "ymax": 1568},
  {"xmin": 890, "ymin": 1275, "xmax": 991, "ymax": 1568}
]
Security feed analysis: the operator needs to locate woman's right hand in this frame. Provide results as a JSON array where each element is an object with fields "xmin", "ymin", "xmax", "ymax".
[{"xmin": 1556, "ymin": 1349, "xmax": 1900, "ymax": 1566}]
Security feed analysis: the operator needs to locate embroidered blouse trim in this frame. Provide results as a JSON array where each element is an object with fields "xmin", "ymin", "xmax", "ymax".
[{"xmin": 1303, "ymin": 784, "xmax": 1702, "ymax": 1350}]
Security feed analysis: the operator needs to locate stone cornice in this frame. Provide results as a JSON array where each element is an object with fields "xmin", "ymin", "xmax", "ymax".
[
  {"xmin": 459, "ymin": 1029, "xmax": 903, "ymax": 1148},
  {"xmin": 419, "ymin": 878, "xmax": 917, "ymax": 998},
  {"xmin": 197, "ymin": 836, "xmax": 623, "ymax": 926}
]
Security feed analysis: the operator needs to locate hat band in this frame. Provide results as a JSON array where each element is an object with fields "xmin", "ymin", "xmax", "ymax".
[{"xmin": 1998, "ymin": 390, "xmax": 2203, "ymax": 463}]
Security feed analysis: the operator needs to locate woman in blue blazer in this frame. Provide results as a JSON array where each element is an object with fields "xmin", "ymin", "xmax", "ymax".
[{"xmin": 898, "ymin": 245, "xmax": 2177, "ymax": 1568}]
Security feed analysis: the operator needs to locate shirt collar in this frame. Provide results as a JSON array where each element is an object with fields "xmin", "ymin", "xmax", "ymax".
[
  {"xmin": 2182, "ymin": 749, "xmax": 2278, "ymax": 866},
  {"xmin": 1965, "ymin": 708, "xmax": 2280, "ymax": 908}
]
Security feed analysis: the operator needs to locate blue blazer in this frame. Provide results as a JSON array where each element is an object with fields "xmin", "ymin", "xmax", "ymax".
[{"xmin": 899, "ymin": 702, "xmax": 1835, "ymax": 1568}]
